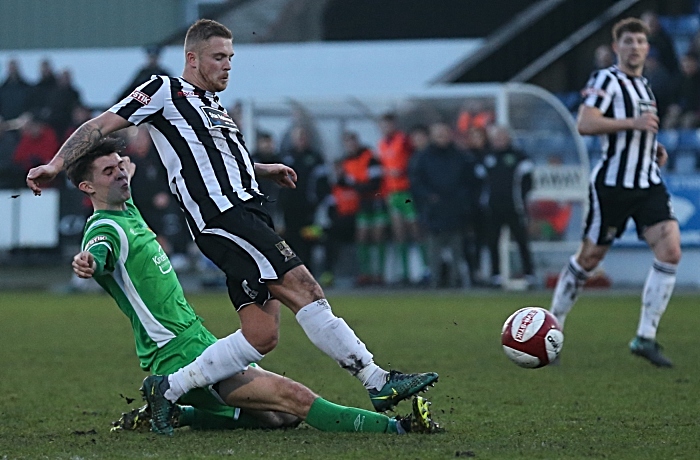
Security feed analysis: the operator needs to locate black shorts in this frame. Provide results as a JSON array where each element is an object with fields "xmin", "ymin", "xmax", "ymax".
[
  {"xmin": 583, "ymin": 180, "xmax": 676, "ymax": 245},
  {"xmin": 196, "ymin": 200, "xmax": 303, "ymax": 310}
]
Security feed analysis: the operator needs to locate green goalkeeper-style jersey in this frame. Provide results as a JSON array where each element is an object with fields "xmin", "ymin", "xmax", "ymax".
[{"xmin": 81, "ymin": 198, "xmax": 199, "ymax": 371}]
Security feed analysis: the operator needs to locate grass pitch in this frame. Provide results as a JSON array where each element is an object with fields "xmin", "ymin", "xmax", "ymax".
[{"xmin": 1, "ymin": 289, "xmax": 698, "ymax": 459}]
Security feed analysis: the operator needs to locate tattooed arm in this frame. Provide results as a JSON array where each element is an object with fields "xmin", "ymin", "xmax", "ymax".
[{"xmin": 26, "ymin": 111, "xmax": 131, "ymax": 195}]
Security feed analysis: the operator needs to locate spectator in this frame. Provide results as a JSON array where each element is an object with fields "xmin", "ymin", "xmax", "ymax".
[
  {"xmin": 408, "ymin": 124, "xmax": 430, "ymax": 155},
  {"xmin": 116, "ymin": 45, "xmax": 171, "ymax": 102},
  {"xmin": 62, "ymin": 105, "xmax": 93, "ymax": 142},
  {"xmin": 456, "ymin": 99, "xmax": 494, "ymax": 133},
  {"xmin": 690, "ymin": 28, "xmax": 700, "ymax": 56},
  {"xmin": 0, "ymin": 123, "xmax": 21, "ymax": 187},
  {"xmin": 251, "ymin": 131, "xmax": 284, "ymax": 229},
  {"xmin": 337, "ymin": 131, "xmax": 386, "ymax": 286},
  {"xmin": 46, "ymin": 69, "xmax": 82, "ymax": 138},
  {"xmin": 279, "ymin": 125, "xmax": 330, "ymax": 271},
  {"xmin": 27, "ymin": 59, "xmax": 57, "ymax": 121},
  {"xmin": 12, "ymin": 112, "xmax": 59, "ymax": 176},
  {"xmin": 644, "ymin": 48, "xmax": 675, "ymax": 118},
  {"xmin": 125, "ymin": 126, "xmax": 189, "ymax": 257},
  {"xmin": 664, "ymin": 52, "xmax": 700, "ymax": 129},
  {"xmin": 482, "ymin": 125, "xmax": 536, "ymax": 288},
  {"xmin": 0, "ymin": 59, "xmax": 31, "ymax": 122},
  {"xmin": 593, "ymin": 44, "xmax": 615, "ymax": 69},
  {"xmin": 641, "ymin": 10, "xmax": 679, "ymax": 76},
  {"xmin": 463, "ymin": 126, "xmax": 490, "ymax": 286},
  {"xmin": 410, "ymin": 122, "xmax": 481, "ymax": 289},
  {"xmin": 319, "ymin": 160, "xmax": 360, "ymax": 287},
  {"xmin": 377, "ymin": 112, "xmax": 425, "ymax": 285}
]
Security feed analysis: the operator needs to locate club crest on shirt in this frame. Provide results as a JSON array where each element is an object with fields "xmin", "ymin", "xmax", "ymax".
[
  {"xmin": 275, "ymin": 241, "xmax": 296, "ymax": 262},
  {"xmin": 129, "ymin": 90, "xmax": 151, "ymax": 105},
  {"xmin": 638, "ymin": 100, "xmax": 657, "ymax": 115},
  {"xmin": 201, "ymin": 106, "xmax": 238, "ymax": 130}
]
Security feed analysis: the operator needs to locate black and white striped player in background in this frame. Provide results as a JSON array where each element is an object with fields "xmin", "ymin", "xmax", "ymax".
[
  {"xmin": 26, "ymin": 19, "xmax": 437, "ymax": 431},
  {"xmin": 549, "ymin": 17, "xmax": 681, "ymax": 367}
]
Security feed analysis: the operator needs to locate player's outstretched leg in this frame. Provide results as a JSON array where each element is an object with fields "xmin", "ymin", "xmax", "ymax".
[
  {"xmin": 140, "ymin": 375, "xmax": 177, "ymax": 436},
  {"xmin": 394, "ymin": 396, "xmax": 443, "ymax": 434},
  {"xmin": 369, "ymin": 370, "xmax": 438, "ymax": 412},
  {"xmin": 629, "ymin": 337, "xmax": 673, "ymax": 367}
]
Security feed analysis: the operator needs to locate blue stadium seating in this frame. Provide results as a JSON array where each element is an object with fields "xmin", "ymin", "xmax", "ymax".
[
  {"xmin": 659, "ymin": 14, "xmax": 699, "ymax": 57},
  {"xmin": 659, "ymin": 15, "xmax": 700, "ymax": 39},
  {"xmin": 677, "ymin": 129, "xmax": 700, "ymax": 151},
  {"xmin": 657, "ymin": 129, "xmax": 680, "ymax": 152}
]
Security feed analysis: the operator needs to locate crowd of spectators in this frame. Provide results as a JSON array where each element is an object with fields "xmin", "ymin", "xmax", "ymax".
[
  {"xmin": 258, "ymin": 106, "xmax": 538, "ymax": 290},
  {"xmin": 0, "ymin": 58, "xmax": 84, "ymax": 188},
  {"xmin": 0, "ymin": 50, "xmax": 543, "ymax": 290}
]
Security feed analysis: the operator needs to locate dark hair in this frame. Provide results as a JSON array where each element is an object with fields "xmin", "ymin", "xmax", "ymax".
[
  {"xmin": 65, "ymin": 137, "xmax": 126, "ymax": 188},
  {"xmin": 409, "ymin": 124, "xmax": 429, "ymax": 135},
  {"xmin": 381, "ymin": 112, "xmax": 397, "ymax": 122},
  {"xmin": 612, "ymin": 18, "xmax": 650, "ymax": 42},
  {"xmin": 256, "ymin": 130, "xmax": 273, "ymax": 142},
  {"xmin": 342, "ymin": 131, "xmax": 358, "ymax": 142},
  {"xmin": 185, "ymin": 19, "xmax": 233, "ymax": 52}
]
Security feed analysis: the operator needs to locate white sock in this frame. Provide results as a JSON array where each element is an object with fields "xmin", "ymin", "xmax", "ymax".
[
  {"xmin": 165, "ymin": 329, "xmax": 263, "ymax": 403},
  {"xmin": 295, "ymin": 299, "xmax": 387, "ymax": 389},
  {"xmin": 356, "ymin": 362, "xmax": 389, "ymax": 391},
  {"xmin": 550, "ymin": 256, "xmax": 591, "ymax": 329},
  {"xmin": 637, "ymin": 259, "xmax": 677, "ymax": 340}
]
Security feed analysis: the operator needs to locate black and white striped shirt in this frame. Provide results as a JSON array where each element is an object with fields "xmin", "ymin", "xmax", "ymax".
[
  {"xmin": 110, "ymin": 76, "xmax": 262, "ymax": 236},
  {"xmin": 582, "ymin": 65, "xmax": 661, "ymax": 189}
]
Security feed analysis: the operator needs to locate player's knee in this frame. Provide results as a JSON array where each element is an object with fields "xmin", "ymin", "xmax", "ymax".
[
  {"xmin": 577, "ymin": 253, "xmax": 603, "ymax": 272},
  {"xmin": 658, "ymin": 246, "xmax": 681, "ymax": 265},
  {"xmin": 247, "ymin": 330, "xmax": 279, "ymax": 355},
  {"xmin": 278, "ymin": 380, "xmax": 317, "ymax": 414}
]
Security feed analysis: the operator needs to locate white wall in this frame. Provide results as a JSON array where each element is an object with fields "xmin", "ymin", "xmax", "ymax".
[{"xmin": 0, "ymin": 39, "xmax": 482, "ymax": 109}]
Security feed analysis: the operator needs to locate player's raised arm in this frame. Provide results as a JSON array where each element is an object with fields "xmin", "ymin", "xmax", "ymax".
[{"xmin": 26, "ymin": 111, "xmax": 131, "ymax": 195}]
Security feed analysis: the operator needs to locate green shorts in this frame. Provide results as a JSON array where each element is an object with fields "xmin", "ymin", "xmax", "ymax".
[
  {"xmin": 386, "ymin": 191, "xmax": 417, "ymax": 220},
  {"xmin": 151, "ymin": 320, "xmax": 238, "ymax": 420}
]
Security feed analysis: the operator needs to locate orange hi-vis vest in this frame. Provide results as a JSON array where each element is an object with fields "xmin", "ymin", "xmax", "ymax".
[
  {"xmin": 378, "ymin": 131, "xmax": 411, "ymax": 195},
  {"xmin": 332, "ymin": 185, "xmax": 360, "ymax": 216},
  {"xmin": 332, "ymin": 148, "xmax": 375, "ymax": 217},
  {"xmin": 343, "ymin": 148, "xmax": 373, "ymax": 183}
]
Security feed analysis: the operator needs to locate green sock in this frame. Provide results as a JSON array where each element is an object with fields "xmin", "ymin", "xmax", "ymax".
[
  {"xmin": 305, "ymin": 398, "xmax": 398, "ymax": 433},
  {"xmin": 375, "ymin": 243, "xmax": 386, "ymax": 278},
  {"xmin": 358, "ymin": 243, "xmax": 371, "ymax": 275}
]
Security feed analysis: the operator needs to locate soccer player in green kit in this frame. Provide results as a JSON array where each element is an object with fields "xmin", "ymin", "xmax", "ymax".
[{"xmin": 68, "ymin": 137, "xmax": 440, "ymax": 436}]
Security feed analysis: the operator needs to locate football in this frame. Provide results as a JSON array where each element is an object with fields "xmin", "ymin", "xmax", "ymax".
[{"xmin": 501, "ymin": 307, "xmax": 564, "ymax": 368}]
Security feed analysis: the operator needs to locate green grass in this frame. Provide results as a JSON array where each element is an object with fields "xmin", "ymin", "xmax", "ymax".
[{"xmin": 1, "ymin": 289, "xmax": 699, "ymax": 459}]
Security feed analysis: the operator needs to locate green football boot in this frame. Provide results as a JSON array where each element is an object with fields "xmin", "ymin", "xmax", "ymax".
[
  {"xmin": 111, "ymin": 404, "xmax": 152, "ymax": 432},
  {"xmin": 629, "ymin": 336, "xmax": 673, "ymax": 367},
  {"xmin": 394, "ymin": 396, "xmax": 443, "ymax": 434},
  {"xmin": 369, "ymin": 370, "xmax": 438, "ymax": 412},
  {"xmin": 140, "ymin": 375, "xmax": 176, "ymax": 436},
  {"xmin": 111, "ymin": 403, "xmax": 182, "ymax": 433}
]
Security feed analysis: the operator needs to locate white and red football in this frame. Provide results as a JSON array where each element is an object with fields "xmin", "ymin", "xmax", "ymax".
[{"xmin": 501, "ymin": 307, "xmax": 564, "ymax": 368}]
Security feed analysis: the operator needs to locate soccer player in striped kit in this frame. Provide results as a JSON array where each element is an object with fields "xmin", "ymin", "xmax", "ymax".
[
  {"xmin": 549, "ymin": 18, "xmax": 681, "ymax": 367},
  {"xmin": 26, "ymin": 19, "xmax": 437, "ymax": 433}
]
